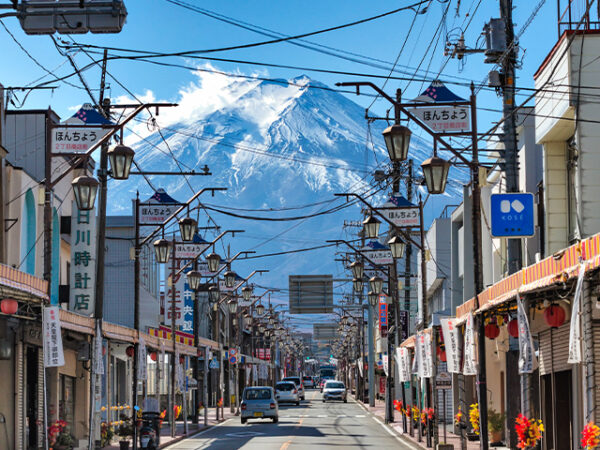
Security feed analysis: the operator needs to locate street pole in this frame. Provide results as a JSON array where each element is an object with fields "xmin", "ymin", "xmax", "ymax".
[
  {"xmin": 367, "ymin": 300, "xmax": 375, "ymax": 407},
  {"xmin": 192, "ymin": 288, "xmax": 200, "ymax": 424},
  {"xmin": 132, "ymin": 192, "xmax": 140, "ymax": 449},
  {"xmin": 170, "ymin": 238, "xmax": 177, "ymax": 437}
]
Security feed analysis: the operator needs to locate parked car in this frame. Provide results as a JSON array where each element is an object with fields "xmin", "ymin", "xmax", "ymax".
[
  {"xmin": 275, "ymin": 381, "xmax": 300, "ymax": 405},
  {"xmin": 302, "ymin": 376, "xmax": 315, "ymax": 389},
  {"xmin": 322, "ymin": 380, "xmax": 347, "ymax": 403},
  {"xmin": 240, "ymin": 387, "xmax": 279, "ymax": 424},
  {"xmin": 282, "ymin": 376, "xmax": 305, "ymax": 400}
]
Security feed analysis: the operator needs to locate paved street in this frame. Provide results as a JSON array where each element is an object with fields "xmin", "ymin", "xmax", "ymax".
[{"xmin": 166, "ymin": 389, "xmax": 417, "ymax": 449}]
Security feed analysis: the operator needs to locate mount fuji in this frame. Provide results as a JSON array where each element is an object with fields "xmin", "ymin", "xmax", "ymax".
[{"xmin": 107, "ymin": 70, "xmax": 466, "ymax": 306}]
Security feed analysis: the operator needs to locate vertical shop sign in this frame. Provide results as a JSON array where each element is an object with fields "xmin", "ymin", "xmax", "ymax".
[{"xmin": 69, "ymin": 204, "xmax": 97, "ymax": 316}]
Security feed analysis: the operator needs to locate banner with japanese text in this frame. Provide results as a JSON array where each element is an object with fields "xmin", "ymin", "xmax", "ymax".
[
  {"xmin": 69, "ymin": 203, "xmax": 97, "ymax": 316},
  {"xmin": 516, "ymin": 294, "xmax": 537, "ymax": 373},
  {"xmin": 463, "ymin": 312, "xmax": 477, "ymax": 376},
  {"xmin": 43, "ymin": 306, "xmax": 65, "ymax": 367},
  {"xmin": 440, "ymin": 318, "xmax": 461, "ymax": 374},
  {"xmin": 568, "ymin": 263, "xmax": 586, "ymax": 364},
  {"xmin": 137, "ymin": 337, "xmax": 147, "ymax": 381},
  {"xmin": 396, "ymin": 347, "xmax": 411, "ymax": 382}
]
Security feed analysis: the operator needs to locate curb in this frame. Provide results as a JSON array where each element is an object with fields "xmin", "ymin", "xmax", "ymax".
[
  {"xmin": 351, "ymin": 396, "xmax": 424, "ymax": 450},
  {"xmin": 158, "ymin": 417, "xmax": 234, "ymax": 449}
]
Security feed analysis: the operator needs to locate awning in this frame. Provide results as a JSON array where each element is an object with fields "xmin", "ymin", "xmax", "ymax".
[
  {"xmin": 0, "ymin": 263, "xmax": 49, "ymax": 302},
  {"xmin": 454, "ymin": 232, "xmax": 600, "ymax": 317},
  {"xmin": 400, "ymin": 328, "xmax": 432, "ymax": 348}
]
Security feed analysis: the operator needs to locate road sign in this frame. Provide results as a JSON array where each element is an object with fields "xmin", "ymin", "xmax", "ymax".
[
  {"xmin": 436, "ymin": 372, "xmax": 452, "ymax": 390},
  {"xmin": 209, "ymin": 357, "xmax": 219, "ymax": 369},
  {"xmin": 229, "ymin": 356, "xmax": 237, "ymax": 364},
  {"xmin": 378, "ymin": 195, "xmax": 420, "ymax": 227},
  {"xmin": 490, "ymin": 193, "xmax": 535, "ymax": 238},
  {"xmin": 362, "ymin": 240, "xmax": 393, "ymax": 265}
]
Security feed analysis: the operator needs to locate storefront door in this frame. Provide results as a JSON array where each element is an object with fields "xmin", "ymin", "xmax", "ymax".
[
  {"xmin": 542, "ymin": 370, "xmax": 573, "ymax": 449},
  {"xmin": 26, "ymin": 347, "xmax": 38, "ymax": 449}
]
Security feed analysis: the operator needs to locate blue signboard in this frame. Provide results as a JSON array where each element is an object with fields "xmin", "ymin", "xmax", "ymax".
[{"xmin": 490, "ymin": 193, "xmax": 535, "ymax": 238}]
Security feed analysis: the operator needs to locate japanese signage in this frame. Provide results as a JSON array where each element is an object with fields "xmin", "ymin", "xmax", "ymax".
[
  {"xmin": 440, "ymin": 318, "xmax": 461, "ymax": 374},
  {"xmin": 378, "ymin": 195, "xmax": 420, "ymax": 227},
  {"xmin": 69, "ymin": 203, "xmax": 97, "ymax": 316},
  {"xmin": 435, "ymin": 372, "xmax": 452, "ymax": 390},
  {"xmin": 255, "ymin": 348, "xmax": 271, "ymax": 360},
  {"xmin": 396, "ymin": 347, "xmax": 411, "ymax": 382},
  {"xmin": 43, "ymin": 306, "xmax": 65, "ymax": 367},
  {"xmin": 137, "ymin": 337, "xmax": 147, "ymax": 381},
  {"xmin": 165, "ymin": 270, "xmax": 194, "ymax": 333},
  {"xmin": 93, "ymin": 321, "xmax": 104, "ymax": 375},
  {"xmin": 363, "ymin": 241, "xmax": 393, "ymax": 266},
  {"xmin": 463, "ymin": 312, "xmax": 477, "ymax": 376},
  {"xmin": 398, "ymin": 309, "xmax": 410, "ymax": 342},
  {"xmin": 176, "ymin": 350, "xmax": 184, "ymax": 392},
  {"xmin": 383, "ymin": 353, "xmax": 388, "ymax": 376},
  {"xmin": 568, "ymin": 263, "xmax": 586, "ymax": 364},
  {"xmin": 139, "ymin": 202, "xmax": 179, "ymax": 224},
  {"xmin": 379, "ymin": 295, "xmax": 388, "ymax": 337},
  {"xmin": 51, "ymin": 103, "xmax": 111, "ymax": 153},
  {"xmin": 408, "ymin": 105, "xmax": 470, "ymax": 133},
  {"xmin": 517, "ymin": 293, "xmax": 537, "ymax": 373},
  {"xmin": 416, "ymin": 332, "xmax": 433, "ymax": 378},
  {"xmin": 174, "ymin": 242, "xmax": 210, "ymax": 260}
]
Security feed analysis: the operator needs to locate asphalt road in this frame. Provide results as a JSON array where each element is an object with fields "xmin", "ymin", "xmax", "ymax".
[{"xmin": 166, "ymin": 389, "xmax": 417, "ymax": 449}]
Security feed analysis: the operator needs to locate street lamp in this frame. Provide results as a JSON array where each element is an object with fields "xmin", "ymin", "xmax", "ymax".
[
  {"xmin": 187, "ymin": 270, "xmax": 202, "ymax": 291},
  {"xmin": 153, "ymin": 238, "xmax": 171, "ymax": 264},
  {"xmin": 208, "ymin": 285, "xmax": 220, "ymax": 303},
  {"xmin": 363, "ymin": 215, "xmax": 381, "ymax": 239},
  {"xmin": 350, "ymin": 261, "xmax": 364, "ymax": 280},
  {"xmin": 227, "ymin": 298, "xmax": 238, "ymax": 314},
  {"xmin": 107, "ymin": 144, "xmax": 135, "ymax": 180},
  {"xmin": 369, "ymin": 276, "xmax": 383, "ymax": 295},
  {"xmin": 382, "ymin": 124, "xmax": 411, "ymax": 162},
  {"xmin": 242, "ymin": 286, "xmax": 253, "ymax": 301},
  {"xmin": 243, "ymin": 313, "xmax": 252, "ymax": 328},
  {"xmin": 421, "ymin": 155, "xmax": 451, "ymax": 195},
  {"xmin": 368, "ymin": 291, "xmax": 378, "ymax": 307},
  {"xmin": 256, "ymin": 303, "xmax": 265, "ymax": 315},
  {"xmin": 353, "ymin": 278, "xmax": 364, "ymax": 293},
  {"xmin": 72, "ymin": 176, "xmax": 99, "ymax": 211},
  {"xmin": 224, "ymin": 271, "xmax": 237, "ymax": 289},
  {"xmin": 178, "ymin": 217, "xmax": 197, "ymax": 242},
  {"xmin": 388, "ymin": 235, "xmax": 406, "ymax": 259},
  {"xmin": 258, "ymin": 324, "xmax": 266, "ymax": 334},
  {"xmin": 206, "ymin": 253, "xmax": 221, "ymax": 273}
]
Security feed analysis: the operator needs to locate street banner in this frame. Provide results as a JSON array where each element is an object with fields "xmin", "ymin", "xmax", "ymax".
[
  {"xmin": 252, "ymin": 364, "xmax": 258, "ymax": 382},
  {"xmin": 412, "ymin": 346, "xmax": 418, "ymax": 374},
  {"xmin": 362, "ymin": 240, "xmax": 393, "ymax": 265},
  {"xmin": 397, "ymin": 347, "xmax": 411, "ymax": 382},
  {"xmin": 440, "ymin": 318, "xmax": 461, "ymax": 374},
  {"xmin": 463, "ymin": 312, "xmax": 477, "ymax": 376},
  {"xmin": 378, "ymin": 194, "xmax": 420, "ymax": 227},
  {"xmin": 43, "ymin": 307, "xmax": 65, "ymax": 367},
  {"xmin": 357, "ymin": 358, "xmax": 363, "ymax": 377},
  {"xmin": 176, "ymin": 350, "xmax": 184, "ymax": 392},
  {"xmin": 137, "ymin": 337, "xmax": 147, "ymax": 381},
  {"xmin": 379, "ymin": 295, "xmax": 388, "ymax": 337},
  {"xmin": 568, "ymin": 263, "xmax": 587, "ymax": 364},
  {"xmin": 139, "ymin": 189, "xmax": 181, "ymax": 224},
  {"xmin": 174, "ymin": 242, "xmax": 210, "ymax": 260},
  {"xmin": 51, "ymin": 103, "xmax": 111, "ymax": 153},
  {"xmin": 423, "ymin": 332, "xmax": 433, "ymax": 378},
  {"xmin": 93, "ymin": 321, "xmax": 104, "ymax": 375},
  {"xmin": 69, "ymin": 203, "xmax": 97, "ymax": 316},
  {"xmin": 259, "ymin": 364, "xmax": 268, "ymax": 379},
  {"xmin": 383, "ymin": 353, "xmax": 388, "ymax": 376},
  {"xmin": 165, "ymin": 269, "xmax": 194, "ymax": 333},
  {"xmin": 516, "ymin": 293, "xmax": 537, "ymax": 374}
]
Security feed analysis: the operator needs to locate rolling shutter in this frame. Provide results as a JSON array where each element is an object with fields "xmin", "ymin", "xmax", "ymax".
[
  {"xmin": 538, "ymin": 324, "xmax": 570, "ymax": 375},
  {"xmin": 15, "ymin": 339, "xmax": 24, "ymax": 450}
]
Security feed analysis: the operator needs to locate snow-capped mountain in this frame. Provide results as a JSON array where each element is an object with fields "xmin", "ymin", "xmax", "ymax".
[{"xmin": 107, "ymin": 72, "xmax": 466, "ymax": 303}]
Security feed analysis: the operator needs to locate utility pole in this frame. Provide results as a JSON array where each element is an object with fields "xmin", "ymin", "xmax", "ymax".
[
  {"xmin": 170, "ymin": 238, "xmax": 177, "ymax": 437},
  {"xmin": 132, "ymin": 192, "xmax": 140, "ymax": 450}
]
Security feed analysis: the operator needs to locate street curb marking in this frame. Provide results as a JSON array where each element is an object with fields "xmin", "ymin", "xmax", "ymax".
[{"xmin": 163, "ymin": 417, "xmax": 235, "ymax": 448}]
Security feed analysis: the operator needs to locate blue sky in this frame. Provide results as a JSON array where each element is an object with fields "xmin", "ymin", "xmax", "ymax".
[{"xmin": 0, "ymin": 0, "xmax": 557, "ymax": 133}]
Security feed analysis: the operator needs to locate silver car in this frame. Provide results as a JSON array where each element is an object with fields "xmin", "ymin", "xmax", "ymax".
[
  {"xmin": 241, "ymin": 386, "xmax": 279, "ymax": 424},
  {"xmin": 275, "ymin": 381, "xmax": 300, "ymax": 405},
  {"xmin": 322, "ymin": 380, "xmax": 347, "ymax": 403},
  {"xmin": 282, "ymin": 376, "xmax": 305, "ymax": 400}
]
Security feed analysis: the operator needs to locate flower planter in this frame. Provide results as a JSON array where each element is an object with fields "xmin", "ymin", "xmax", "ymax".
[
  {"xmin": 437, "ymin": 444, "xmax": 454, "ymax": 450},
  {"xmin": 466, "ymin": 432, "xmax": 480, "ymax": 441},
  {"xmin": 119, "ymin": 440, "xmax": 130, "ymax": 450}
]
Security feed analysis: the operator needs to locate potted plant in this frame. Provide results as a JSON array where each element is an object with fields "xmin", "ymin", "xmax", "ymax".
[
  {"xmin": 48, "ymin": 420, "xmax": 75, "ymax": 450},
  {"xmin": 488, "ymin": 408, "xmax": 506, "ymax": 445},
  {"xmin": 100, "ymin": 422, "xmax": 115, "ymax": 448},
  {"xmin": 117, "ymin": 416, "xmax": 134, "ymax": 450}
]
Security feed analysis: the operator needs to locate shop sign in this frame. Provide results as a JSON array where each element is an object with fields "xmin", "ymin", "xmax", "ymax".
[
  {"xmin": 139, "ymin": 189, "xmax": 181, "ymax": 224},
  {"xmin": 379, "ymin": 295, "xmax": 388, "ymax": 337},
  {"xmin": 43, "ymin": 306, "xmax": 64, "ymax": 367},
  {"xmin": 435, "ymin": 372, "xmax": 452, "ymax": 390},
  {"xmin": 174, "ymin": 242, "xmax": 210, "ymax": 260},
  {"xmin": 378, "ymin": 195, "xmax": 420, "ymax": 227},
  {"xmin": 407, "ymin": 105, "xmax": 470, "ymax": 133},
  {"xmin": 51, "ymin": 104, "xmax": 111, "ymax": 153},
  {"xmin": 69, "ymin": 204, "xmax": 97, "ymax": 316},
  {"xmin": 165, "ymin": 268, "xmax": 194, "ymax": 333}
]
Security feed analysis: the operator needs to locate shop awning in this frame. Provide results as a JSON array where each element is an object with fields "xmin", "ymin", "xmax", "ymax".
[
  {"xmin": 454, "ymin": 232, "xmax": 600, "ymax": 318},
  {"xmin": 0, "ymin": 263, "xmax": 49, "ymax": 302}
]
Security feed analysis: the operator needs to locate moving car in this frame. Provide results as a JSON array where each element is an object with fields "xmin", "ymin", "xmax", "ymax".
[
  {"xmin": 282, "ymin": 376, "xmax": 305, "ymax": 400},
  {"xmin": 322, "ymin": 380, "xmax": 347, "ymax": 403},
  {"xmin": 275, "ymin": 381, "xmax": 300, "ymax": 405},
  {"xmin": 302, "ymin": 376, "xmax": 315, "ymax": 389},
  {"xmin": 241, "ymin": 386, "xmax": 279, "ymax": 424}
]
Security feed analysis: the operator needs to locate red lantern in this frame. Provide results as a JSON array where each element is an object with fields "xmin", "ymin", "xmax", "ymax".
[
  {"xmin": 102, "ymin": 346, "xmax": 107, "ymax": 356},
  {"xmin": 126, "ymin": 346, "xmax": 135, "ymax": 357},
  {"xmin": 544, "ymin": 304, "xmax": 566, "ymax": 328},
  {"xmin": 179, "ymin": 355, "xmax": 185, "ymax": 365},
  {"xmin": 507, "ymin": 319, "xmax": 519, "ymax": 338},
  {"xmin": 439, "ymin": 350, "xmax": 447, "ymax": 362},
  {"xmin": 484, "ymin": 323, "xmax": 500, "ymax": 340},
  {"xmin": 0, "ymin": 299, "xmax": 18, "ymax": 315},
  {"xmin": 150, "ymin": 351, "xmax": 157, "ymax": 362}
]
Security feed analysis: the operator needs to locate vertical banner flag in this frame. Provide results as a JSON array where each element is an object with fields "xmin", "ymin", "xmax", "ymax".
[
  {"xmin": 440, "ymin": 318, "xmax": 460, "ymax": 373},
  {"xmin": 423, "ymin": 332, "xmax": 434, "ymax": 378},
  {"xmin": 93, "ymin": 321, "xmax": 105, "ymax": 375},
  {"xmin": 69, "ymin": 203, "xmax": 97, "ymax": 315},
  {"xmin": 463, "ymin": 312, "xmax": 477, "ymax": 375},
  {"xmin": 175, "ymin": 350, "xmax": 184, "ymax": 391},
  {"xmin": 43, "ymin": 307, "xmax": 65, "ymax": 367},
  {"xmin": 358, "ymin": 358, "xmax": 363, "ymax": 377},
  {"xmin": 397, "ymin": 347, "xmax": 412, "ymax": 382},
  {"xmin": 568, "ymin": 263, "xmax": 587, "ymax": 364},
  {"xmin": 383, "ymin": 353, "xmax": 388, "ymax": 376},
  {"xmin": 137, "ymin": 337, "xmax": 148, "ymax": 381},
  {"xmin": 412, "ymin": 345, "xmax": 419, "ymax": 374},
  {"xmin": 516, "ymin": 293, "xmax": 536, "ymax": 373}
]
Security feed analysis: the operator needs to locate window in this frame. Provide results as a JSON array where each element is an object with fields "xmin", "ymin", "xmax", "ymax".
[{"xmin": 244, "ymin": 388, "xmax": 272, "ymax": 400}]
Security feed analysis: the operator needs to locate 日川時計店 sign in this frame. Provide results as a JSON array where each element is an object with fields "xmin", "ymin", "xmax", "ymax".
[
  {"xmin": 69, "ymin": 204, "xmax": 97, "ymax": 316},
  {"xmin": 408, "ymin": 105, "xmax": 471, "ymax": 133}
]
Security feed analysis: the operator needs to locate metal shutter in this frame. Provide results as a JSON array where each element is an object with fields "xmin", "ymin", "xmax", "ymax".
[
  {"xmin": 538, "ymin": 324, "xmax": 570, "ymax": 375},
  {"xmin": 37, "ymin": 350, "xmax": 44, "ymax": 448},
  {"xmin": 593, "ymin": 323, "xmax": 600, "ymax": 425}
]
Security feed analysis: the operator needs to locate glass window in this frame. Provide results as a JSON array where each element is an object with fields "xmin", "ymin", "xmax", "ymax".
[
  {"xmin": 276, "ymin": 383, "xmax": 294, "ymax": 391},
  {"xmin": 325, "ymin": 382, "xmax": 344, "ymax": 389},
  {"xmin": 244, "ymin": 388, "xmax": 272, "ymax": 400}
]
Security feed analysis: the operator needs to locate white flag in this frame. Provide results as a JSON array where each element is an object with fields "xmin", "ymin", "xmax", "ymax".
[
  {"xmin": 440, "ymin": 318, "xmax": 461, "ymax": 374},
  {"xmin": 397, "ymin": 347, "xmax": 411, "ymax": 382},
  {"xmin": 463, "ymin": 312, "xmax": 477, "ymax": 376},
  {"xmin": 93, "ymin": 321, "xmax": 104, "ymax": 375},
  {"xmin": 412, "ymin": 345, "xmax": 418, "ymax": 374},
  {"xmin": 568, "ymin": 263, "xmax": 586, "ymax": 364},
  {"xmin": 383, "ymin": 353, "xmax": 388, "ymax": 376},
  {"xmin": 176, "ymin": 350, "xmax": 184, "ymax": 391},
  {"xmin": 137, "ymin": 337, "xmax": 147, "ymax": 381},
  {"xmin": 358, "ymin": 359, "xmax": 363, "ymax": 377},
  {"xmin": 517, "ymin": 294, "xmax": 537, "ymax": 373},
  {"xmin": 43, "ymin": 307, "xmax": 65, "ymax": 368},
  {"xmin": 423, "ymin": 332, "xmax": 434, "ymax": 378}
]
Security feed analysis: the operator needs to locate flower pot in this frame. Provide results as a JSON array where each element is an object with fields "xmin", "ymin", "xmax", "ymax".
[
  {"xmin": 119, "ymin": 440, "xmax": 130, "ymax": 450},
  {"xmin": 490, "ymin": 430, "xmax": 502, "ymax": 443}
]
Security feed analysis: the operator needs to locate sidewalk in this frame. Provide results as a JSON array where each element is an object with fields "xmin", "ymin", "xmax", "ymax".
[
  {"xmin": 353, "ymin": 396, "xmax": 508, "ymax": 450},
  {"xmin": 105, "ymin": 406, "xmax": 236, "ymax": 449}
]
